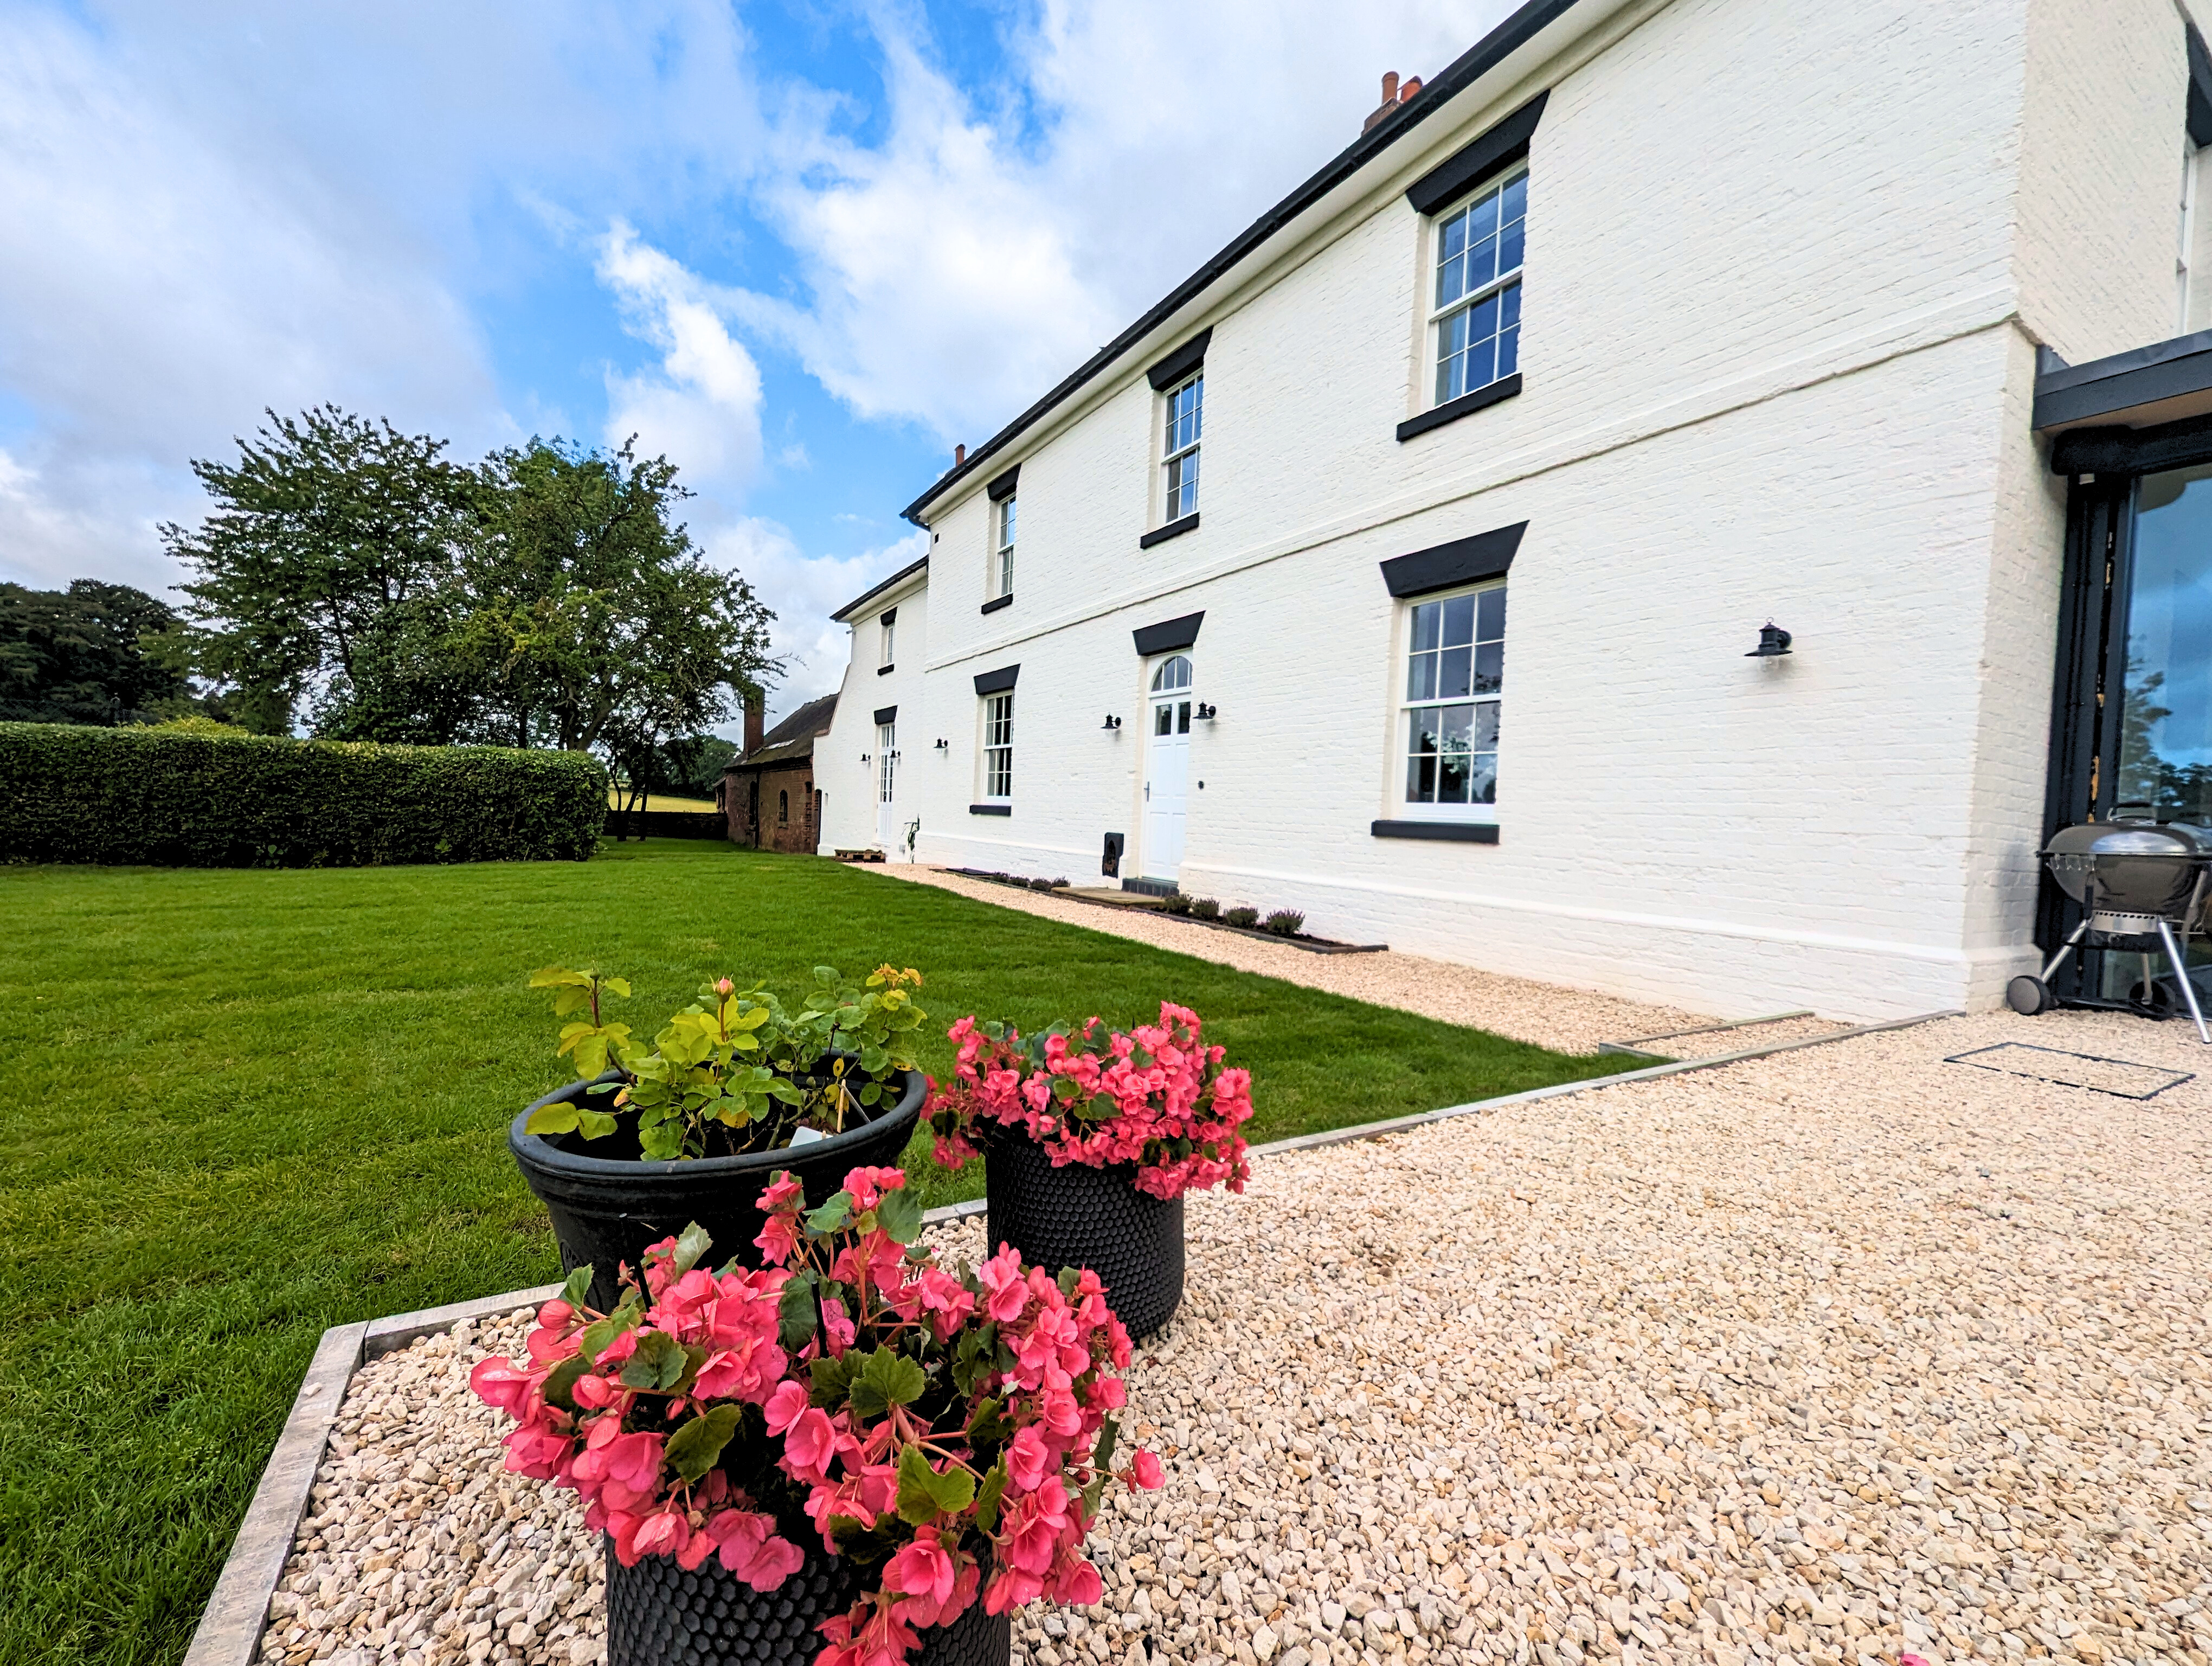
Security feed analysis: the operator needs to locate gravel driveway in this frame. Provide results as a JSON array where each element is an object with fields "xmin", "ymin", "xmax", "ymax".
[{"xmin": 258, "ymin": 1005, "xmax": 2212, "ymax": 1666}]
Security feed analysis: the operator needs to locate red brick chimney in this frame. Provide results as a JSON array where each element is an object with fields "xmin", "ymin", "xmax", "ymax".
[
  {"xmin": 1363, "ymin": 70, "xmax": 1423, "ymax": 133},
  {"xmin": 743, "ymin": 692, "xmax": 764, "ymax": 757},
  {"xmin": 955, "ymin": 443, "xmax": 967, "ymax": 467}
]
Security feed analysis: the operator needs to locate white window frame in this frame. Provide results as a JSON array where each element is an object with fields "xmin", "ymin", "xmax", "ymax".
[
  {"xmin": 879, "ymin": 611, "xmax": 896, "ymax": 667},
  {"xmin": 980, "ymin": 692, "xmax": 1014, "ymax": 802},
  {"xmin": 1396, "ymin": 580, "xmax": 1504, "ymax": 822},
  {"xmin": 877, "ymin": 720, "xmax": 897, "ymax": 804},
  {"xmin": 1426, "ymin": 166, "xmax": 1527, "ymax": 410},
  {"xmin": 1160, "ymin": 373, "xmax": 1202, "ymax": 522},
  {"xmin": 994, "ymin": 495, "xmax": 1017, "ymax": 598}
]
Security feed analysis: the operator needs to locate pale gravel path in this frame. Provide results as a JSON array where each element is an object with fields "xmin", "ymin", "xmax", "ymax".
[
  {"xmin": 862, "ymin": 864, "xmax": 1786, "ymax": 1057},
  {"xmin": 259, "ymin": 1004, "xmax": 2212, "ymax": 1666}
]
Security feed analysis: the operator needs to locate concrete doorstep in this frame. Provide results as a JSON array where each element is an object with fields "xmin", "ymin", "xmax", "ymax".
[{"xmin": 181, "ymin": 1004, "xmax": 1953, "ymax": 1666}]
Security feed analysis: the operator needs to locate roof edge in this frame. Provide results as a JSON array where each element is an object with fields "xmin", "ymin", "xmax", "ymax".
[
  {"xmin": 897, "ymin": 0, "xmax": 1585, "ymax": 527},
  {"xmin": 831, "ymin": 554, "xmax": 930, "ymax": 623}
]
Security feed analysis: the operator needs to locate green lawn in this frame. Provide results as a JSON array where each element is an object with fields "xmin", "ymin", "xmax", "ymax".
[{"xmin": 0, "ymin": 841, "xmax": 1630, "ymax": 1666}]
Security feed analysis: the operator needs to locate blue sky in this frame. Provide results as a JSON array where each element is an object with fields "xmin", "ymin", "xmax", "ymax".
[{"xmin": 0, "ymin": 0, "xmax": 1508, "ymax": 719}]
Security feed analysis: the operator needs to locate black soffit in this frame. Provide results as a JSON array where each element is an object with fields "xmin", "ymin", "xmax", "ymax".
[
  {"xmin": 873, "ymin": 705, "xmax": 897, "ymax": 726},
  {"xmin": 2034, "ymin": 329, "xmax": 2212, "ymax": 440},
  {"xmin": 896, "ymin": 0, "xmax": 1587, "ymax": 525},
  {"xmin": 1404, "ymin": 89, "xmax": 1549, "ymax": 217},
  {"xmin": 1146, "ymin": 328, "xmax": 1212, "ymax": 392},
  {"xmin": 973, "ymin": 664, "xmax": 1020, "ymax": 695},
  {"xmin": 1131, "ymin": 611, "xmax": 1205, "ymax": 656},
  {"xmin": 1379, "ymin": 522, "xmax": 1527, "ymax": 598}
]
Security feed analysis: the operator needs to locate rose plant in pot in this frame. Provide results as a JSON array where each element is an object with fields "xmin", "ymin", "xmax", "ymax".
[
  {"xmin": 471, "ymin": 1163, "xmax": 1162, "ymax": 1666},
  {"xmin": 923, "ymin": 1004, "xmax": 1252, "ymax": 1339},
  {"xmin": 510, "ymin": 964, "xmax": 929, "ymax": 1307}
]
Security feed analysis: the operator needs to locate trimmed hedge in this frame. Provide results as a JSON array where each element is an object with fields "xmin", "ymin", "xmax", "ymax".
[{"xmin": 0, "ymin": 722, "xmax": 608, "ymax": 867}]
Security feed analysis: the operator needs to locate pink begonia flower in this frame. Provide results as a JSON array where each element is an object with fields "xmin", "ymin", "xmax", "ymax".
[
  {"xmin": 468, "ymin": 1357, "xmax": 539, "ymax": 1420},
  {"xmin": 977, "ymin": 1246, "xmax": 1028, "ymax": 1323},
  {"xmin": 707, "ymin": 1509, "xmax": 803, "ymax": 1590},
  {"xmin": 763, "ymin": 1378, "xmax": 810, "ymax": 1434},
  {"xmin": 1005, "ymin": 1424, "xmax": 1050, "ymax": 1491},
  {"xmin": 1130, "ymin": 1450, "xmax": 1165, "ymax": 1490},
  {"xmin": 782, "ymin": 1407, "xmax": 839, "ymax": 1480},
  {"xmin": 883, "ymin": 1528, "xmax": 956, "ymax": 1609}
]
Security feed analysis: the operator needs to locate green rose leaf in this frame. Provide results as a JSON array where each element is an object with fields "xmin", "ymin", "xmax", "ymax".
[
  {"xmin": 876, "ymin": 1188, "xmax": 924, "ymax": 1246},
  {"xmin": 664, "ymin": 1403, "xmax": 744, "ymax": 1483},
  {"xmin": 671, "ymin": 1221, "xmax": 713, "ymax": 1277},
  {"xmin": 523, "ymin": 1102, "xmax": 582, "ymax": 1136}
]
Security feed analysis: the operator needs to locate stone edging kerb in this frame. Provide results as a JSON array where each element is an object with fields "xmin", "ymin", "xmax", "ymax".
[{"xmin": 182, "ymin": 1005, "xmax": 1958, "ymax": 1666}]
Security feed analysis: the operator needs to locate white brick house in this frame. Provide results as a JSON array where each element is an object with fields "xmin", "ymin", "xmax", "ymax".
[{"xmin": 814, "ymin": 0, "xmax": 2212, "ymax": 1023}]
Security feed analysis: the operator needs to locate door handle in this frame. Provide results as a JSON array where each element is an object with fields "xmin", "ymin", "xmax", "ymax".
[{"xmin": 1144, "ymin": 783, "xmax": 1150, "ymax": 800}]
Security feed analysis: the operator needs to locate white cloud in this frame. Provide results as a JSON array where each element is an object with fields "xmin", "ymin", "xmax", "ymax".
[{"xmin": 597, "ymin": 222, "xmax": 767, "ymax": 495}]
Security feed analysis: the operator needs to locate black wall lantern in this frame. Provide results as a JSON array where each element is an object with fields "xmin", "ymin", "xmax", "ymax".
[
  {"xmin": 1102, "ymin": 714, "xmax": 1122, "ymax": 731},
  {"xmin": 934, "ymin": 738, "xmax": 948, "ymax": 751},
  {"xmin": 1746, "ymin": 621, "xmax": 1793, "ymax": 658},
  {"xmin": 1195, "ymin": 702, "xmax": 1218, "ymax": 720}
]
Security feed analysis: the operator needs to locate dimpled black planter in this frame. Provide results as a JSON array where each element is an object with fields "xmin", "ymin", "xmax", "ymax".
[
  {"xmin": 605, "ymin": 1539, "xmax": 1011, "ymax": 1666},
  {"xmin": 984, "ymin": 1129, "xmax": 1184, "ymax": 1340},
  {"xmin": 510, "ymin": 1066, "xmax": 925, "ymax": 1311}
]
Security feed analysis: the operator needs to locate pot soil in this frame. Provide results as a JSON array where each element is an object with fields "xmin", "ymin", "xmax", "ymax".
[
  {"xmin": 511, "ymin": 1066, "xmax": 925, "ymax": 1310},
  {"xmin": 984, "ymin": 1127, "xmax": 1184, "ymax": 1340},
  {"xmin": 605, "ymin": 1536, "xmax": 1011, "ymax": 1666}
]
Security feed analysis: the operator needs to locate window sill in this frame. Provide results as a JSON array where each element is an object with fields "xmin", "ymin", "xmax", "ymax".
[
  {"xmin": 969, "ymin": 803, "xmax": 1012, "ymax": 816},
  {"xmin": 1371, "ymin": 819, "xmax": 1499, "ymax": 843},
  {"xmin": 980, "ymin": 593, "xmax": 1013, "ymax": 615},
  {"xmin": 1139, "ymin": 512, "xmax": 1199, "ymax": 549},
  {"xmin": 1396, "ymin": 374, "xmax": 1522, "ymax": 442},
  {"xmin": 876, "ymin": 663, "xmax": 895, "ymax": 676}
]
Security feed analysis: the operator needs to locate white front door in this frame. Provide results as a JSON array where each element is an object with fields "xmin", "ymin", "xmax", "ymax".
[
  {"xmin": 876, "ymin": 721, "xmax": 898, "ymax": 850},
  {"xmin": 1142, "ymin": 656, "xmax": 1193, "ymax": 879}
]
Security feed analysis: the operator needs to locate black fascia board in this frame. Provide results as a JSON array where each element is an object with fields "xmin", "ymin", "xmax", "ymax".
[
  {"xmin": 2032, "ymin": 327, "xmax": 2212, "ymax": 431},
  {"xmin": 1146, "ymin": 328, "xmax": 1213, "ymax": 392},
  {"xmin": 1131, "ymin": 611, "xmax": 1205, "ymax": 656},
  {"xmin": 1405, "ymin": 90, "xmax": 1548, "ymax": 216},
  {"xmin": 2190, "ymin": 22, "xmax": 2212, "ymax": 147},
  {"xmin": 1380, "ymin": 522, "xmax": 1527, "ymax": 598},
  {"xmin": 832, "ymin": 553, "xmax": 929, "ymax": 622},
  {"xmin": 896, "ymin": 0, "xmax": 1584, "ymax": 526},
  {"xmin": 987, "ymin": 463, "xmax": 1020, "ymax": 502},
  {"xmin": 973, "ymin": 664, "xmax": 1020, "ymax": 695},
  {"xmin": 872, "ymin": 704, "xmax": 897, "ymax": 726}
]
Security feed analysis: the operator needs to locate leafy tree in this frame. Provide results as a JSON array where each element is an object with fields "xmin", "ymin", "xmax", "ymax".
[
  {"xmin": 163, "ymin": 406, "xmax": 483, "ymax": 734},
  {"xmin": 466, "ymin": 438, "xmax": 779, "ymax": 764},
  {"xmin": 0, "ymin": 579, "xmax": 192, "ymax": 725}
]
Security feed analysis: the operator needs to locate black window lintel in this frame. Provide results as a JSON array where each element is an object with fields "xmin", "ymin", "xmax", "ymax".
[
  {"xmin": 1380, "ymin": 522, "xmax": 1527, "ymax": 599},
  {"xmin": 1146, "ymin": 328, "xmax": 1212, "ymax": 392},
  {"xmin": 987, "ymin": 464, "xmax": 1020, "ymax": 502},
  {"xmin": 872, "ymin": 704, "xmax": 897, "ymax": 726},
  {"xmin": 974, "ymin": 664, "xmax": 1020, "ymax": 695},
  {"xmin": 1132, "ymin": 611, "xmax": 1205, "ymax": 656},
  {"xmin": 1405, "ymin": 89, "xmax": 1548, "ymax": 216}
]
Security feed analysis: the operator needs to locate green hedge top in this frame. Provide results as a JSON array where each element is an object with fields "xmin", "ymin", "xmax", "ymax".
[{"xmin": 0, "ymin": 722, "xmax": 608, "ymax": 867}]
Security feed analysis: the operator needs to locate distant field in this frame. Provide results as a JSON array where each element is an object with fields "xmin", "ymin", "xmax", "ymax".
[{"xmin": 606, "ymin": 788, "xmax": 719, "ymax": 812}]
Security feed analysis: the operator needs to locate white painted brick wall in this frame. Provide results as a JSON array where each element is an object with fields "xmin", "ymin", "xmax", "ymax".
[{"xmin": 810, "ymin": 0, "xmax": 2194, "ymax": 1021}]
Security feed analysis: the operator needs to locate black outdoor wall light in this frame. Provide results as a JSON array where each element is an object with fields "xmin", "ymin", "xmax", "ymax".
[
  {"xmin": 1745, "ymin": 621, "xmax": 1793, "ymax": 658},
  {"xmin": 1102, "ymin": 714, "xmax": 1123, "ymax": 731},
  {"xmin": 1195, "ymin": 702, "xmax": 1218, "ymax": 720},
  {"xmin": 934, "ymin": 738, "xmax": 948, "ymax": 751},
  {"xmin": 859, "ymin": 752, "xmax": 871, "ymax": 763}
]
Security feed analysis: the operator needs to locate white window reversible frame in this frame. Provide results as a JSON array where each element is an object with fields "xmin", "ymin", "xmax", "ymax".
[
  {"xmin": 879, "ymin": 611, "xmax": 896, "ymax": 667},
  {"xmin": 1161, "ymin": 374, "xmax": 1202, "ymax": 521},
  {"xmin": 994, "ymin": 496, "xmax": 1017, "ymax": 597},
  {"xmin": 1399, "ymin": 582, "xmax": 1504, "ymax": 817},
  {"xmin": 1429, "ymin": 168, "xmax": 1526, "ymax": 407},
  {"xmin": 981, "ymin": 693, "xmax": 1014, "ymax": 800}
]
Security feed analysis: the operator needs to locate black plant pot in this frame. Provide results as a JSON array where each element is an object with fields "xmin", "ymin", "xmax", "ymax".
[
  {"xmin": 984, "ymin": 1128, "xmax": 1184, "ymax": 1340},
  {"xmin": 605, "ymin": 1537, "xmax": 1011, "ymax": 1666},
  {"xmin": 511, "ymin": 1066, "xmax": 926, "ymax": 1310}
]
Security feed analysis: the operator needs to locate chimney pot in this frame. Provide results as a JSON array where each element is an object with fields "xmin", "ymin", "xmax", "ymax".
[
  {"xmin": 1400, "ymin": 75, "xmax": 1422, "ymax": 102},
  {"xmin": 955, "ymin": 443, "xmax": 967, "ymax": 466},
  {"xmin": 743, "ymin": 692, "xmax": 764, "ymax": 755},
  {"xmin": 1381, "ymin": 71, "xmax": 1399, "ymax": 104}
]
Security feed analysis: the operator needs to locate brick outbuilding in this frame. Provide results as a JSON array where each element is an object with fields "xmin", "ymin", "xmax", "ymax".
[{"xmin": 719, "ymin": 694, "xmax": 838, "ymax": 853}]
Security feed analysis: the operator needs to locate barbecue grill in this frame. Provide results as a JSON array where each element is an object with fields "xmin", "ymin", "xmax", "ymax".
[{"xmin": 2008, "ymin": 818, "xmax": 2212, "ymax": 1042}]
